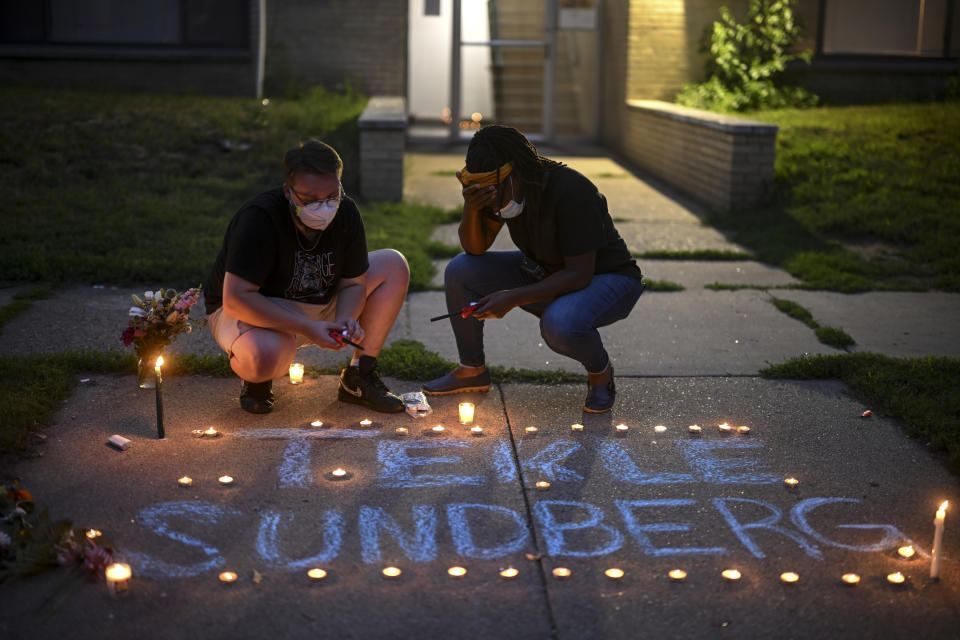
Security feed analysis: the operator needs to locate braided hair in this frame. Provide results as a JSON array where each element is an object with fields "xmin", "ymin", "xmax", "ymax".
[{"xmin": 465, "ymin": 125, "xmax": 564, "ymax": 215}]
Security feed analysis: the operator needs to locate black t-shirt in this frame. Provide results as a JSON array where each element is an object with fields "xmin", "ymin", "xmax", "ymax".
[
  {"xmin": 499, "ymin": 166, "xmax": 642, "ymax": 280},
  {"xmin": 204, "ymin": 187, "xmax": 368, "ymax": 314}
]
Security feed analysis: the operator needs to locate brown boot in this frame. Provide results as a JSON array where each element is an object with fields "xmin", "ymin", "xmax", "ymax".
[{"xmin": 584, "ymin": 364, "xmax": 615, "ymax": 413}]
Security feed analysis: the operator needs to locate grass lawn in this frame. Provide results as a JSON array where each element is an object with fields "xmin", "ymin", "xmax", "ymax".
[{"xmin": 722, "ymin": 102, "xmax": 960, "ymax": 292}]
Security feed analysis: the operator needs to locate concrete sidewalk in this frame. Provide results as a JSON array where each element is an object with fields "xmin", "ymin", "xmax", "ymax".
[{"xmin": 2, "ymin": 140, "xmax": 960, "ymax": 640}]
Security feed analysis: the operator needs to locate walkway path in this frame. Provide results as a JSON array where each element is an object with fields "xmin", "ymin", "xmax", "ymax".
[{"xmin": 2, "ymin": 139, "xmax": 959, "ymax": 640}]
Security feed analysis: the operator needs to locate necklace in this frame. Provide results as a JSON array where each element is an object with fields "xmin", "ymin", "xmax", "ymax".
[{"xmin": 295, "ymin": 227, "xmax": 322, "ymax": 252}]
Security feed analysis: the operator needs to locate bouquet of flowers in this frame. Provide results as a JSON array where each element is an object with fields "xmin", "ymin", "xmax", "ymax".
[{"xmin": 121, "ymin": 286, "xmax": 204, "ymax": 362}]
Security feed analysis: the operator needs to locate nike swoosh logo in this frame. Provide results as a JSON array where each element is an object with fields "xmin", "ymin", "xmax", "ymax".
[{"xmin": 340, "ymin": 382, "xmax": 363, "ymax": 398}]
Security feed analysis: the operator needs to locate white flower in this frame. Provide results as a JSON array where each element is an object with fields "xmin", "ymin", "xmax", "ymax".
[
  {"xmin": 129, "ymin": 307, "xmax": 147, "ymax": 317},
  {"xmin": 144, "ymin": 291, "xmax": 154, "ymax": 301}
]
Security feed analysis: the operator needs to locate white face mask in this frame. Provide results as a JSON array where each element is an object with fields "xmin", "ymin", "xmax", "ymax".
[
  {"xmin": 294, "ymin": 199, "xmax": 339, "ymax": 230},
  {"xmin": 497, "ymin": 178, "xmax": 524, "ymax": 219}
]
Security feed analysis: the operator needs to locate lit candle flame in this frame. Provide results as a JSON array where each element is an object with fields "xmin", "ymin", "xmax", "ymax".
[
  {"xmin": 219, "ymin": 571, "xmax": 238, "ymax": 583},
  {"xmin": 382, "ymin": 566, "xmax": 402, "ymax": 578},
  {"xmin": 784, "ymin": 477, "xmax": 799, "ymax": 488},
  {"xmin": 668, "ymin": 569, "xmax": 687, "ymax": 581},
  {"xmin": 470, "ymin": 426, "xmax": 483, "ymax": 435},
  {"xmin": 552, "ymin": 567, "xmax": 571, "ymax": 579},
  {"xmin": 86, "ymin": 529, "xmax": 102, "ymax": 539},
  {"xmin": 571, "ymin": 423, "xmax": 584, "ymax": 432},
  {"xmin": 887, "ymin": 571, "xmax": 905, "ymax": 584},
  {"xmin": 310, "ymin": 420, "xmax": 323, "ymax": 427},
  {"xmin": 105, "ymin": 562, "xmax": 132, "ymax": 583},
  {"xmin": 615, "ymin": 424, "xmax": 629, "ymax": 433},
  {"xmin": 898, "ymin": 545, "xmax": 916, "ymax": 559},
  {"xmin": 654, "ymin": 425, "xmax": 667, "ymax": 433},
  {"xmin": 780, "ymin": 571, "xmax": 799, "ymax": 583},
  {"xmin": 525, "ymin": 427, "xmax": 538, "ymax": 434},
  {"xmin": 360, "ymin": 419, "xmax": 372, "ymax": 427},
  {"xmin": 841, "ymin": 573, "xmax": 861, "ymax": 585},
  {"xmin": 432, "ymin": 424, "xmax": 445, "ymax": 433},
  {"xmin": 395, "ymin": 427, "xmax": 408, "ymax": 436},
  {"xmin": 155, "ymin": 356, "xmax": 164, "ymax": 369},
  {"xmin": 535, "ymin": 481, "xmax": 551, "ymax": 491},
  {"xmin": 721, "ymin": 569, "xmax": 741, "ymax": 582},
  {"xmin": 177, "ymin": 476, "xmax": 193, "ymax": 487},
  {"xmin": 307, "ymin": 568, "xmax": 327, "ymax": 580},
  {"xmin": 331, "ymin": 468, "xmax": 347, "ymax": 477},
  {"xmin": 737, "ymin": 425, "xmax": 751, "ymax": 434},
  {"xmin": 448, "ymin": 566, "xmax": 467, "ymax": 578},
  {"xmin": 500, "ymin": 567, "xmax": 519, "ymax": 579},
  {"xmin": 688, "ymin": 425, "xmax": 701, "ymax": 434},
  {"xmin": 218, "ymin": 475, "xmax": 234, "ymax": 485},
  {"xmin": 605, "ymin": 568, "xmax": 624, "ymax": 579},
  {"xmin": 203, "ymin": 427, "xmax": 218, "ymax": 437},
  {"xmin": 937, "ymin": 500, "xmax": 949, "ymax": 518}
]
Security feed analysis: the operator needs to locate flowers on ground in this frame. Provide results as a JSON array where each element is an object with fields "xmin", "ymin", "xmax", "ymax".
[{"xmin": 121, "ymin": 286, "xmax": 204, "ymax": 358}]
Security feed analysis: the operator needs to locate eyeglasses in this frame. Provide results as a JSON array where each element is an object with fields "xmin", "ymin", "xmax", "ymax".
[{"xmin": 289, "ymin": 183, "xmax": 343, "ymax": 209}]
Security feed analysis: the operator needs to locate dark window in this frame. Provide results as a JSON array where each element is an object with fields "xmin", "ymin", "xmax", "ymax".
[
  {"xmin": 0, "ymin": 0, "xmax": 249, "ymax": 49},
  {"xmin": 822, "ymin": 0, "xmax": 953, "ymax": 57}
]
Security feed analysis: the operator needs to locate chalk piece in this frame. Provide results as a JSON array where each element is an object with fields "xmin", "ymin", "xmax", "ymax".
[{"xmin": 107, "ymin": 434, "xmax": 131, "ymax": 451}]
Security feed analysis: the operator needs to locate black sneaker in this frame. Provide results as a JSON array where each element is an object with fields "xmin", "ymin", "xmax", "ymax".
[
  {"xmin": 240, "ymin": 380, "xmax": 276, "ymax": 414},
  {"xmin": 338, "ymin": 366, "xmax": 404, "ymax": 413}
]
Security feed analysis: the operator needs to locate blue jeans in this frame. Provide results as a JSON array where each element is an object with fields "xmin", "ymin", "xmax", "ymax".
[{"xmin": 443, "ymin": 251, "xmax": 645, "ymax": 373}]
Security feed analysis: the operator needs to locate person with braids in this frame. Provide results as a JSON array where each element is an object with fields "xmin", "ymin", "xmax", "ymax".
[{"xmin": 422, "ymin": 125, "xmax": 644, "ymax": 413}]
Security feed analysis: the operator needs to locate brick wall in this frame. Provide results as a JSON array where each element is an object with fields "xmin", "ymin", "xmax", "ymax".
[
  {"xmin": 622, "ymin": 100, "xmax": 777, "ymax": 213},
  {"xmin": 265, "ymin": 0, "xmax": 407, "ymax": 96},
  {"xmin": 358, "ymin": 96, "xmax": 406, "ymax": 202}
]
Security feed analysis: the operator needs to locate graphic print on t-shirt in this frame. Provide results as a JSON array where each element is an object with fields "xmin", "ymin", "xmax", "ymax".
[{"xmin": 285, "ymin": 249, "xmax": 336, "ymax": 301}]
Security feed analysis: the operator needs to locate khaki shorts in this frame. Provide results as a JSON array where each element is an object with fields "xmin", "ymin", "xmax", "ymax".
[{"xmin": 207, "ymin": 296, "xmax": 338, "ymax": 357}]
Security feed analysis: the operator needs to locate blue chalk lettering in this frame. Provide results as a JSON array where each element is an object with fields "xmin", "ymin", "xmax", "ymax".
[
  {"xmin": 521, "ymin": 440, "xmax": 584, "ymax": 482},
  {"xmin": 615, "ymin": 499, "xmax": 726, "ymax": 556},
  {"xmin": 790, "ymin": 497, "xmax": 923, "ymax": 555},
  {"xmin": 493, "ymin": 440, "xmax": 519, "ymax": 483},
  {"xmin": 359, "ymin": 505, "xmax": 438, "ymax": 563},
  {"xmin": 533, "ymin": 500, "xmax": 623, "ymax": 557},
  {"xmin": 678, "ymin": 440, "xmax": 780, "ymax": 484},
  {"xmin": 713, "ymin": 498, "xmax": 822, "ymax": 560},
  {"xmin": 256, "ymin": 509, "xmax": 345, "ymax": 569},
  {"xmin": 447, "ymin": 503, "xmax": 530, "ymax": 559},
  {"xmin": 278, "ymin": 437, "xmax": 313, "ymax": 488},
  {"xmin": 376, "ymin": 439, "xmax": 484, "ymax": 488},
  {"xmin": 600, "ymin": 441, "xmax": 695, "ymax": 484},
  {"xmin": 126, "ymin": 501, "xmax": 241, "ymax": 578}
]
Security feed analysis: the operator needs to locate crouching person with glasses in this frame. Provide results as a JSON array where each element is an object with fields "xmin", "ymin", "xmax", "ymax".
[{"xmin": 204, "ymin": 139, "xmax": 409, "ymax": 414}]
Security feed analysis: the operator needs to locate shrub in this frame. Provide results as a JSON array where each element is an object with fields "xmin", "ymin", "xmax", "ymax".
[{"xmin": 676, "ymin": 0, "xmax": 817, "ymax": 112}]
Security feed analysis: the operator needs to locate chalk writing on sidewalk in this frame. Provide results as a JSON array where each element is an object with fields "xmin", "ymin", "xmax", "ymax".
[{"xmin": 123, "ymin": 432, "xmax": 924, "ymax": 578}]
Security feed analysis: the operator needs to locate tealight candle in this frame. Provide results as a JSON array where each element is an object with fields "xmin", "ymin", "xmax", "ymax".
[
  {"xmin": 218, "ymin": 475, "xmax": 234, "ymax": 486},
  {"xmin": 360, "ymin": 419, "xmax": 373, "ymax": 428},
  {"xmin": 721, "ymin": 569, "xmax": 742, "ymax": 582},
  {"xmin": 219, "ymin": 571, "xmax": 238, "ymax": 583},
  {"xmin": 177, "ymin": 476, "xmax": 193, "ymax": 488},
  {"xmin": 898, "ymin": 545, "xmax": 916, "ymax": 559},
  {"xmin": 887, "ymin": 571, "xmax": 906, "ymax": 585},
  {"xmin": 535, "ymin": 481, "xmax": 551, "ymax": 491},
  {"xmin": 500, "ymin": 567, "xmax": 519, "ymax": 579},
  {"xmin": 654, "ymin": 425, "xmax": 667, "ymax": 433},
  {"xmin": 604, "ymin": 568, "xmax": 625, "ymax": 580},
  {"xmin": 310, "ymin": 420, "xmax": 323, "ymax": 428},
  {"xmin": 737, "ymin": 425, "xmax": 751, "ymax": 435},
  {"xmin": 458, "ymin": 402, "xmax": 475, "ymax": 424},
  {"xmin": 307, "ymin": 568, "xmax": 327, "ymax": 581},
  {"xmin": 718, "ymin": 423, "xmax": 732, "ymax": 434},
  {"xmin": 86, "ymin": 529, "xmax": 102, "ymax": 540},
  {"xmin": 615, "ymin": 424, "xmax": 629, "ymax": 433},
  {"xmin": 688, "ymin": 425, "xmax": 702, "ymax": 435},
  {"xmin": 448, "ymin": 566, "xmax": 467, "ymax": 578},
  {"xmin": 841, "ymin": 573, "xmax": 861, "ymax": 586},
  {"xmin": 525, "ymin": 427, "xmax": 538, "ymax": 435},
  {"xmin": 289, "ymin": 363, "xmax": 304, "ymax": 384},
  {"xmin": 325, "ymin": 467, "xmax": 353, "ymax": 482},
  {"xmin": 668, "ymin": 569, "xmax": 687, "ymax": 582},
  {"xmin": 395, "ymin": 427, "xmax": 408, "ymax": 436},
  {"xmin": 105, "ymin": 562, "xmax": 132, "ymax": 598},
  {"xmin": 191, "ymin": 429, "xmax": 205, "ymax": 438},
  {"xmin": 382, "ymin": 566, "xmax": 402, "ymax": 579},
  {"xmin": 784, "ymin": 477, "xmax": 799, "ymax": 488},
  {"xmin": 780, "ymin": 571, "xmax": 800, "ymax": 584},
  {"xmin": 203, "ymin": 427, "xmax": 220, "ymax": 438},
  {"xmin": 431, "ymin": 424, "xmax": 445, "ymax": 434},
  {"xmin": 470, "ymin": 426, "xmax": 484, "ymax": 436},
  {"xmin": 571, "ymin": 423, "xmax": 584, "ymax": 432},
  {"xmin": 552, "ymin": 567, "xmax": 571, "ymax": 580}
]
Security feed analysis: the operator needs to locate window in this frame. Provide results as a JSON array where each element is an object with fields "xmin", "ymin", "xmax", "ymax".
[{"xmin": 821, "ymin": 0, "xmax": 954, "ymax": 57}]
